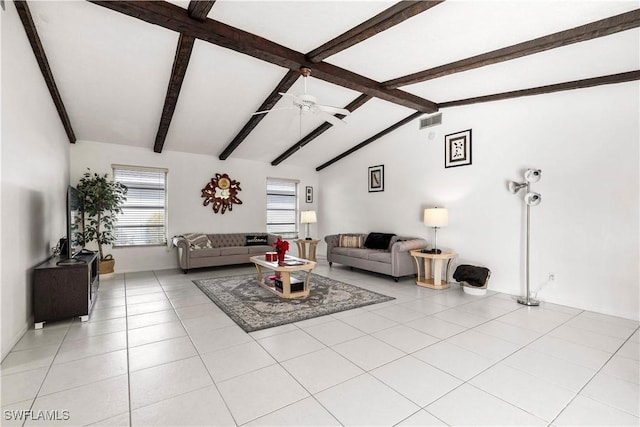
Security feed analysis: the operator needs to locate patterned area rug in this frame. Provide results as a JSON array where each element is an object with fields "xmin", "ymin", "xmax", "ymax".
[{"xmin": 192, "ymin": 273, "xmax": 394, "ymax": 332}]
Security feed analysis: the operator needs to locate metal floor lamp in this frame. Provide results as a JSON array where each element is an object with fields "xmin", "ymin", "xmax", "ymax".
[{"xmin": 508, "ymin": 169, "xmax": 542, "ymax": 306}]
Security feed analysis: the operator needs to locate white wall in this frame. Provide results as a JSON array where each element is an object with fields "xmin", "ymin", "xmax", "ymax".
[
  {"xmin": 1, "ymin": 3, "xmax": 71, "ymax": 359},
  {"xmin": 319, "ymin": 82, "xmax": 639, "ymax": 321},
  {"xmin": 70, "ymin": 141, "xmax": 319, "ymax": 272}
]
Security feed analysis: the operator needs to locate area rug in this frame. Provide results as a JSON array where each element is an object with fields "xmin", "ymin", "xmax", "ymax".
[{"xmin": 192, "ymin": 273, "xmax": 394, "ymax": 332}]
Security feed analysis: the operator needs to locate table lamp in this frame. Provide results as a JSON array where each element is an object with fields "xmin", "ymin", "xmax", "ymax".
[
  {"xmin": 300, "ymin": 210, "xmax": 317, "ymax": 240},
  {"xmin": 423, "ymin": 207, "xmax": 448, "ymax": 254}
]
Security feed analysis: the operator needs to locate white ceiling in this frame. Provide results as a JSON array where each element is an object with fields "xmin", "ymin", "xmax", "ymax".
[{"xmin": 25, "ymin": 0, "xmax": 640, "ymax": 169}]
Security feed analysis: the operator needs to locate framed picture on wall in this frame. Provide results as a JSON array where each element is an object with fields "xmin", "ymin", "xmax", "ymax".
[
  {"xmin": 368, "ymin": 165, "xmax": 384, "ymax": 192},
  {"xmin": 305, "ymin": 186, "xmax": 313, "ymax": 203},
  {"xmin": 445, "ymin": 129, "xmax": 472, "ymax": 168}
]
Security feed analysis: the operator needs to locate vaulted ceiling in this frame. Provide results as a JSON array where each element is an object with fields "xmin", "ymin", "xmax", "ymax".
[{"xmin": 14, "ymin": 0, "xmax": 640, "ymax": 170}]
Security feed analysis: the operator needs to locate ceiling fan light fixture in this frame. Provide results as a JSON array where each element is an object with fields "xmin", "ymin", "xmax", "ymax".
[
  {"xmin": 300, "ymin": 66, "xmax": 312, "ymax": 78},
  {"xmin": 255, "ymin": 67, "xmax": 350, "ymax": 126}
]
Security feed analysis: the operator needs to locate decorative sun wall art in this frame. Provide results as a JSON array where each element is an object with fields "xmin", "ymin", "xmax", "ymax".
[{"xmin": 201, "ymin": 173, "xmax": 242, "ymax": 214}]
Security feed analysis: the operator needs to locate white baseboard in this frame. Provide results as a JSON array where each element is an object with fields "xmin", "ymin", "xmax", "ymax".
[{"xmin": 1, "ymin": 317, "xmax": 32, "ymax": 362}]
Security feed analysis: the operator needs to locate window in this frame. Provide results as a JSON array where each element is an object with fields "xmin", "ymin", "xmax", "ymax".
[
  {"xmin": 112, "ymin": 165, "xmax": 168, "ymax": 247},
  {"xmin": 266, "ymin": 178, "xmax": 298, "ymax": 239}
]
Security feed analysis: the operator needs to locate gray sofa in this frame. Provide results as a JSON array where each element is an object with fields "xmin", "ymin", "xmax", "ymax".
[
  {"xmin": 325, "ymin": 233, "xmax": 427, "ymax": 281},
  {"xmin": 172, "ymin": 233, "xmax": 279, "ymax": 273}
]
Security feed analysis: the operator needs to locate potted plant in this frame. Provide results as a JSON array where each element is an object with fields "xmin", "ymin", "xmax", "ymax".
[{"xmin": 76, "ymin": 169, "xmax": 128, "ymax": 274}]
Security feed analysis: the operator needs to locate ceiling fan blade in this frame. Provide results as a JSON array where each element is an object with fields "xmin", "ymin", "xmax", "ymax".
[
  {"xmin": 252, "ymin": 106, "xmax": 295, "ymax": 116},
  {"xmin": 279, "ymin": 92, "xmax": 301, "ymax": 102},
  {"xmin": 317, "ymin": 110, "xmax": 347, "ymax": 126},
  {"xmin": 316, "ymin": 104, "xmax": 351, "ymax": 116}
]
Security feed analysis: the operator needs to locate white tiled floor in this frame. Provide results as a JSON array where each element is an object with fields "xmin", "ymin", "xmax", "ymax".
[{"xmin": 2, "ymin": 260, "xmax": 639, "ymax": 426}]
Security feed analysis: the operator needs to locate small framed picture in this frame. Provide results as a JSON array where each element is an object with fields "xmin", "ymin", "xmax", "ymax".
[
  {"xmin": 368, "ymin": 165, "xmax": 384, "ymax": 192},
  {"xmin": 445, "ymin": 129, "xmax": 472, "ymax": 168},
  {"xmin": 305, "ymin": 186, "xmax": 313, "ymax": 203}
]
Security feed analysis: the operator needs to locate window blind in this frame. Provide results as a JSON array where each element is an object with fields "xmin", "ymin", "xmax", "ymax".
[
  {"xmin": 112, "ymin": 166, "xmax": 167, "ymax": 246},
  {"xmin": 266, "ymin": 178, "xmax": 298, "ymax": 238}
]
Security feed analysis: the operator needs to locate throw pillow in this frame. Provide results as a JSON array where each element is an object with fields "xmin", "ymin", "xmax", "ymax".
[
  {"xmin": 339, "ymin": 234, "xmax": 364, "ymax": 248},
  {"xmin": 364, "ymin": 232, "xmax": 396, "ymax": 250},
  {"xmin": 245, "ymin": 235, "xmax": 268, "ymax": 246},
  {"xmin": 453, "ymin": 265, "xmax": 491, "ymax": 287},
  {"xmin": 183, "ymin": 233, "xmax": 212, "ymax": 250}
]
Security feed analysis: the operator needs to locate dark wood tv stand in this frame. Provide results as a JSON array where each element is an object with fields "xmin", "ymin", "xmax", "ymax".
[{"xmin": 33, "ymin": 251, "xmax": 99, "ymax": 329}]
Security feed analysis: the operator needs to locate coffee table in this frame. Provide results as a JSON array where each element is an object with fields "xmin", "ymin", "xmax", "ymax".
[{"xmin": 249, "ymin": 255, "xmax": 317, "ymax": 298}]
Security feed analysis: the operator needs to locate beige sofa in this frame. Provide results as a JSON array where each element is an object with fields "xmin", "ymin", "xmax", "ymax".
[
  {"xmin": 325, "ymin": 233, "xmax": 427, "ymax": 282},
  {"xmin": 172, "ymin": 233, "xmax": 279, "ymax": 273}
]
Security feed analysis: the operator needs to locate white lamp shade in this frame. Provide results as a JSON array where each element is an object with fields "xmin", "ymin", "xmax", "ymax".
[
  {"xmin": 301, "ymin": 210, "xmax": 317, "ymax": 224},
  {"xmin": 424, "ymin": 208, "xmax": 448, "ymax": 227}
]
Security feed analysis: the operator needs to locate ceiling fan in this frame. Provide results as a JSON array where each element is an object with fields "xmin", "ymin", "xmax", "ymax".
[{"xmin": 253, "ymin": 67, "xmax": 351, "ymax": 126}]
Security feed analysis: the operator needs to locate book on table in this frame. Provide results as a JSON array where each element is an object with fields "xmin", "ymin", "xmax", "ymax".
[{"xmin": 274, "ymin": 277, "xmax": 304, "ymax": 292}]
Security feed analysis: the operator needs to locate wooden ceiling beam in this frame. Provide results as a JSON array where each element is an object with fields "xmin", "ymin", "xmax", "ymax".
[
  {"xmin": 306, "ymin": 0, "xmax": 444, "ymax": 63},
  {"xmin": 14, "ymin": 1, "xmax": 76, "ymax": 144},
  {"xmin": 271, "ymin": 94, "xmax": 372, "ymax": 166},
  {"xmin": 316, "ymin": 111, "xmax": 422, "ymax": 171},
  {"xmin": 214, "ymin": 0, "xmax": 438, "ymax": 160},
  {"xmin": 439, "ymin": 70, "xmax": 640, "ymax": 108},
  {"xmin": 153, "ymin": 34, "xmax": 195, "ymax": 153},
  {"xmin": 153, "ymin": 1, "xmax": 215, "ymax": 153},
  {"xmin": 218, "ymin": 70, "xmax": 300, "ymax": 160},
  {"xmin": 188, "ymin": 0, "xmax": 215, "ymax": 21},
  {"xmin": 215, "ymin": 0, "xmax": 444, "ymax": 161},
  {"xmin": 384, "ymin": 9, "xmax": 640, "ymax": 89},
  {"xmin": 308, "ymin": 62, "xmax": 437, "ymax": 112},
  {"xmin": 303, "ymin": 70, "xmax": 640, "ymax": 171},
  {"xmin": 87, "ymin": 0, "xmax": 438, "ymax": 113},
  {"xmin": 316, "ymin": 71, "xmax": 639, "ymax": 170}
]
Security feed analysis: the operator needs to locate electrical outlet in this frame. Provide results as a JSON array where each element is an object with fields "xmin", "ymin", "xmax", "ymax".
[{"xmin": 548, "ymin": 274, "xmax": 555, "ymax": 282}]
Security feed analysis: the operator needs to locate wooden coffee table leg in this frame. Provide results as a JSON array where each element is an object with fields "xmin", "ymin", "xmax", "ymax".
[
  {"xmin": 254, "ymin": 264, "xmax": 263, "ymax": 282},
  {"xmin": 280, "ymin": 271, "xmax": 291, "ymax": 296},
  {"xmin": 303, "ymin": 270, "xmax": 312, "ymax": 293}
]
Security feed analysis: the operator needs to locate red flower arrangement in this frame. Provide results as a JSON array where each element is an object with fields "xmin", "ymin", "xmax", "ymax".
[{"xmin": 273, "ymin": 237, "xmax": 289, "ymax": 265}]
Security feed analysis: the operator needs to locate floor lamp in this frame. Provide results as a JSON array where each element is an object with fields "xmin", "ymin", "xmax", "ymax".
[{"xmin": 508, "ymin": 169, "xmax": 542, "ymax": 306}]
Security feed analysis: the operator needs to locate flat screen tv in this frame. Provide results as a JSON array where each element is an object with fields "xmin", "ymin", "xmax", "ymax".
[{"xmin": 67, "ymin": 185, "xmax": 84, "ymax": 259}]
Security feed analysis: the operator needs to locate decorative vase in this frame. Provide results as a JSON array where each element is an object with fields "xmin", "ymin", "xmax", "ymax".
[{"xmin": 277, "ymin": 250, "xmax": 286, "ymax": 266}]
